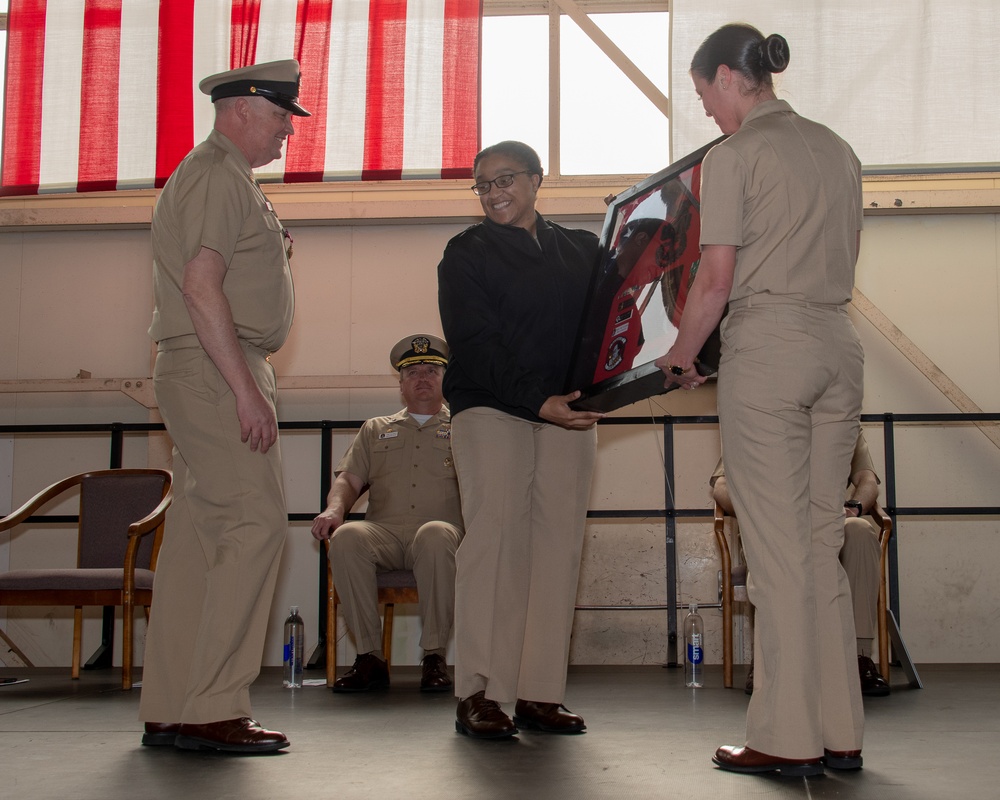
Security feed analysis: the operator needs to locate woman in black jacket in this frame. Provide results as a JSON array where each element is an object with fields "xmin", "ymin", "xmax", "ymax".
[{"xmin": 438, "ymin": 141, "xmax": 604, "ymax": 739}]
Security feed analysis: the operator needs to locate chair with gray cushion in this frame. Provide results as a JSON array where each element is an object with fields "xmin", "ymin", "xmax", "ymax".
[
  {"xmin": 325, "ymin": 551, "xmax": 419, "ymax": 687},
  {"xmin": 713, "ymin": 500, "xmax": 894, "ymax": 688},
  {"xmin": 0, "ymin": 469, "xmax": 172, "ymax": 690}
]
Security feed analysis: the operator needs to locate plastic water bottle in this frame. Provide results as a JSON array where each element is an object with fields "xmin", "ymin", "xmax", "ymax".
[
  {"xmin": 684, "ymin": 602, "xmax": 704, "ymax": 688},
  {"xmin": 283, "ymin": 605, "xmax": 304, "ymax": 689}
]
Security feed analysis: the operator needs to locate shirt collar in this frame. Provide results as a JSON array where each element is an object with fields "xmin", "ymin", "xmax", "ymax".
[
  {"xmin": 208, "ymin": 129, "xmax": 253, "ymax": 176},
  {"xmin": 742, "ymin": 98, "xmax": 794, "ymax": 127}
]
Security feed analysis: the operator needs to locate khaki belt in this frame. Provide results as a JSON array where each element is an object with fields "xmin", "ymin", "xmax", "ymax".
[
  {"xmin": 157, "ymin": 334, "xmax": 272, "ymax": 360},
  {"xmin": 729, "ymin": 294, "xmax": 847, "ymax": 310}
]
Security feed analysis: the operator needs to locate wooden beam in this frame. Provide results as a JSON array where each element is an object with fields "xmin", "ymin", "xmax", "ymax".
[
  {"xmin": 851, "ymin": 288, "xmax": 1000, "ymax": 450},
  {"xmin": 0, "ymin": 375, "xmax": 402, "ymax": 411},
  {"xmin": 552, "ymin": 0, "xmax": 671, "ymax": 119}
]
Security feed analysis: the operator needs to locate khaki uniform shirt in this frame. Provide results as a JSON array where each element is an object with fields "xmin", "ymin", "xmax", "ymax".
[
  {"xmin": 337, "ymin": 408, "xmax": 463, "ymax": 532},
  {"xmin": 700, "ymin": 99, "xmax": 863, "ymax": 306},
  {"xmin": 149, "ymin": 129, "xmax": 294, "ymax": 351}
]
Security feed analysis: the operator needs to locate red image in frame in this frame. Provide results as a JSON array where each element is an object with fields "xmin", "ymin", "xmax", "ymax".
[{"xmin": 589, "ymin": 167, "xmax": 703, "ymax": 385}]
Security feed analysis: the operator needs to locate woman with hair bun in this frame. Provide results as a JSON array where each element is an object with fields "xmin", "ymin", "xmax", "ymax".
[{"xmin": 657, "ymin": 23, "xmax": 865, "ymax": 777}]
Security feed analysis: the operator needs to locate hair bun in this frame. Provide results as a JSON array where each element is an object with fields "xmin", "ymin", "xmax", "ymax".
[{"xmin": 761, "ymin": 33, "xmax": 790, "ymax": 73}]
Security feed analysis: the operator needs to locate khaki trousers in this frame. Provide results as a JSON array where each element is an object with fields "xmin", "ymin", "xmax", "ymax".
[
  {"xmin": 842, "ymin": 517, "xmax": 881, "ymax": 644},
  {"xmin": 329, "ymin": 519, "xmax": 463, "ymax": 654},
  {"xmin": 718, "ymin": 300, "xmax": 865, "ymax": 758},
  {"xmin": 451, "ymin": 407, "xmax": 596, "ymax": 704},
  {"xmin": 139, "ymin": 342, "xmax": 287, "ymax": 724}
]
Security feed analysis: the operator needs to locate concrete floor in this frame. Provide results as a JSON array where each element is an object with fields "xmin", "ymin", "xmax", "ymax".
[{"xmin": 0, "ymin": 663, "xmax": 995, "ymax": 800}]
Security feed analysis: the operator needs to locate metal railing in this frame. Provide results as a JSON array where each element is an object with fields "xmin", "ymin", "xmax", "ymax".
[{"xmin": 2, "ymin": 411, "xmax": 998, "ymax": 669}]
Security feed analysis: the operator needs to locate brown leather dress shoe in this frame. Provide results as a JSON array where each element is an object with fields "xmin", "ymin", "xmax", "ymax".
[
  {"xmin": 858, "ymin": 655, "xmax": 891, "ymax": 697},
  {"xmin": 141, "ymin": 722, "xmax": 180, "ymax": 747},
  {"xmin": 713, "ymin": 745, "xmax": 824, "ymax": 777},
  {"xmin": 513, "ymin": 700, "xmax": 586, "ymax": 734},
  {"xmin": 174, "ymin": 718, "xmax": 289, "ymax": 753},
  {"xmin": 333, "ymin": 653, "xmax": 390, "ymax": 693},
  {"xmin": 824, "ymin": 748, "xmax": 863, "ymax": 770},
  {"xmin": 420, "ymin": 654, "xmax": 452, "ymax": 693},
  {"xmin": 455, "ymin": 691, "xmax": 518, "ymax": 739}
]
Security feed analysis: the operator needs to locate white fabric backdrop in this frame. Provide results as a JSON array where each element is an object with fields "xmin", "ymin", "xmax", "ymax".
[{"xmin": 669, "ymin": 1, "xmax": 1000, "ymax": 168}]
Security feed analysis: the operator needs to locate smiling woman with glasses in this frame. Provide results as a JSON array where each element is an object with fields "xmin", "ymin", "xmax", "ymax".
[
  {"xmin": 470, "ymin": 170, "xmax": 531, "ymax": 196},
  {"xmin": 437, "ymin": 140, "xmax": 606, "ymax": 741}
]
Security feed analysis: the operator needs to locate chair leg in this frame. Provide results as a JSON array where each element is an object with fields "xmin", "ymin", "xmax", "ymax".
[
  {"xmin": 0, "ymin": 627, "xmax": 34, "ymax": 667},
  {"xmin": 877, "ymin": 583, "xmax": 890, "ymax": 682},
  {"xmin": 721, "ymin": 582, "xmax": 734, "ymax": 689},
  {"xmin": 382, "ymin": 603, "xmax": 394, "ymax": 674},
  {"xmin": 71, "ymin": 608, "xmax": 83, "ymax": 680},
  {"xmin": 328, "ymin": 594, "xmax": 338, "ymax": 688},
  {"xmin": 122, "ymin": 602, "xmax": 133, "ymax": 691}
]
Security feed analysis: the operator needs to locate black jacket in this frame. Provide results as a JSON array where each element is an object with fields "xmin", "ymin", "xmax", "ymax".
[{"xmin": 437, "ymin": 213, "xmax": 599, "ymax": 422}]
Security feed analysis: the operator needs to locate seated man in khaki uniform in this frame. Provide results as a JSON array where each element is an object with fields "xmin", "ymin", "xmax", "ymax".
[
  {"xmin": 712, "ymin": 429, "xmax": 891, "ymax": 697},
  {"xmin": 311, "ymin": 334, "xmax": 464, "ymax": 692}
]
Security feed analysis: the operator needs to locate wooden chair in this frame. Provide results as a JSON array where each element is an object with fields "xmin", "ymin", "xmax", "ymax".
[
  {"xmin": 713, "ymin": 501, "xmax": 893, "ymax": 688},
  {"xmin": 0, "ymin": 469, "xmax": 172, "ymax": 690},
  {"xmin": 324, "ymin": 544, "xmax": 419, "ymax": 687}
]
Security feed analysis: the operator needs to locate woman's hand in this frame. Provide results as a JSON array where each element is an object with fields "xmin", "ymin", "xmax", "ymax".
[
  {"xmin": 655, "ymin": 349, "xmax": 708, "ymax": 390},
  {"xmin": 539, "ymin": 392, "xmax": 605, "ymax": 430}
]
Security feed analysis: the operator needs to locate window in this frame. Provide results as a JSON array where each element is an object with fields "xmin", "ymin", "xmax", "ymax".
[{"xmin": 482, "ymin": 1, "xmax": 670, "ymax": 179}]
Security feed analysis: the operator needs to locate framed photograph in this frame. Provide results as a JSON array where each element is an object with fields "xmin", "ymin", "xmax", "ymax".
[{"xmin": 567, "ymin": 136, "xmax": 725, "ymax": 412}]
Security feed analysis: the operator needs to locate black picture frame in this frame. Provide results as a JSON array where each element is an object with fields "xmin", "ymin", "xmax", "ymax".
[{"xmin": 567, "ymin": 136, "xmax": 726, "ymax": 412}]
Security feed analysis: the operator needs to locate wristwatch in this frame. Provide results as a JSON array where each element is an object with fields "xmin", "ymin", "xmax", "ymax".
[{"xmin": 844, "ymin": 500, "xmax": 863, "ymax": 515}]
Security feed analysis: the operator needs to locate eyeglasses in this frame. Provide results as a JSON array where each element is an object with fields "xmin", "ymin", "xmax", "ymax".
[{"xmin": 471, "ymin": 171, "xmax": 531, "ymax": 196}]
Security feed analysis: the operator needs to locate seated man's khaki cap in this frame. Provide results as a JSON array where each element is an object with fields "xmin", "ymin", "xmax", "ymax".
[
  {"xmin": 199, "ymin": 59, "xmax": 311, "ymax": 117},
  {"xmin": 390, "ymin": 335, "xmax": 449, "ymax": 372}
]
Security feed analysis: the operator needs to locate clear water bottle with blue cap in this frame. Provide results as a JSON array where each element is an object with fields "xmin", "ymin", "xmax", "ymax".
[
  {"xmin": 684, "ymin": 602, "xmax": 704, "ymax": 688},
  {"xmin": 283, "ymin": 605, "xmax": 304, "ymax": 688}
]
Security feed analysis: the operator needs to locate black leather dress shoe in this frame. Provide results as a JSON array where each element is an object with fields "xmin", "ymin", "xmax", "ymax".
[
  {"xmin": 455, "ymin": 691, "xmax": 518, "ymax": 739},
  {"xmin": 141, "ymin": 722, "xmax": 180, "ymax": 746},
  {"xmin": 824, "ymin": 748, "xmax": 863, "ymax": 770},
  {"xmin": 513, "ymin": 700, "xmax": 586, "ymax": 734},
  {"xmin": 858, "ymin": 655, "xmax": 891, "ymax": 696},
  {"xmin": 174, "ymin": 718, "xmax": 289, "ymax": 753},
  {"xmin": 713, "ymin": 745, "xmax": 824, "ymax": 777},
  {"xmin": 420, "ymin": 654, "xmax": 452, "ymax": 692},
  {"xmin": 333, "ymin": 653, "xmax": 390, "ymax": 693}
]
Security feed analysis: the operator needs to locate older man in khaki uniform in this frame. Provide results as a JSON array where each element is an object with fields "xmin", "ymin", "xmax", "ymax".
[
  {"xmin": 312, "ymin": 335, "xmax": 464, "ymax": 693},
  {"xmin": 138, "ymin": 60, "xmax": 309, "ymax": 754}
]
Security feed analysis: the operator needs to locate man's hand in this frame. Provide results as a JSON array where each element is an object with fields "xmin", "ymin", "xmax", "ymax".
[
  {"xmin": 539, "ymin": 392, "xmax": 605, "ymax": 430},
  {"xmin": 236, "ymin": 389, "xmax": 279, "ymax": 453},
  {"xmin": 310, "ymin": 472, "xmax": 364, "ymax": 541},
  {"xmin": 311, "ymin": 508, "xmax": 345, "ymax": 541}
]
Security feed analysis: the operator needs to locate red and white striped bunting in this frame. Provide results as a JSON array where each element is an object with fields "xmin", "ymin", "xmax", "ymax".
[{"xmin": 1, "ymin": 0, "xmax": 482, "ymax": 195}]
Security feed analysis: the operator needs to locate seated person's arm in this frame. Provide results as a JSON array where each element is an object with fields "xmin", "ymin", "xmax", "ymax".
[
  {"xmin": 311, "ymin": 471, "xmax": 365, "ymax": 541},
  {"xmin": 847, "ymin": 468, "xmax": 879, "ymax": 517},
  {"xmin": 711, "ymin": 475, "xmax": 736, "ymax": 516}
]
